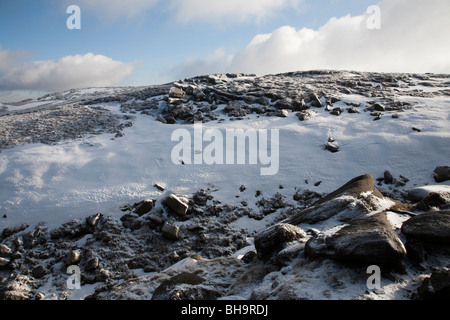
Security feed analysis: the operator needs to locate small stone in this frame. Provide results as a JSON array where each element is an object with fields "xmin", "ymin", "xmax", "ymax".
[
  {"xmin": 32, "ymin": 265, "xmax": 46, "ymax": 279},
  {"xmin": 165, "ymin": 194, "xmax": 189, "ymax": 216},
  {"xmin": 66, "ymin": 249, "xmax": 82, "ymax": 265},
  {"xmin": 162, "ymin": 222, "xmax": 180, "ymax": 240},
  {"xmin": 325, "ymin": 142, "xmax": 339, "ymax": 153}
]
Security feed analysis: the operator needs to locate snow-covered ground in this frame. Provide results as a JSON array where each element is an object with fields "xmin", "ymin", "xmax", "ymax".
[{"xmin": 0, "ymin": 71, "xmax": 449, "ymax": 300}]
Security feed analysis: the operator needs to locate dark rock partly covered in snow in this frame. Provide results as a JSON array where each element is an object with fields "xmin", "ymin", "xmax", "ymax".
[
  {"xmin": 284, "ymin": 174, "xmax": 407, "ymax": 225},
  {"xmin": 255, "ymin": 223, "xmax": 307, "ymax": 261},
  {"xmin": 152, "ymin": 272, "xmax": 221, "ymax": 300},
  {"xmin": 401, "ymin": 210, "xmax": 450, "ymax": 243},
  {"xmin": 416, "ymin": 268, "xmax": 450, "ymax": 300},
  {"xmin": 165, "ymin": 194, "xmax": 189, "ymax": 216},
  {"xmin": 434, "ymin": 166, "xmax": 450, "ymax": 183},
  {"xmin": 305, "ymin": 212, "xmax": 407, "ymax": 264}
]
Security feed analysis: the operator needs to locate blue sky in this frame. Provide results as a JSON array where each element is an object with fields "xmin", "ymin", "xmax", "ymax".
[{"xmin": 1, "ymin": 0, "xmax": 449, "ymax": 102}]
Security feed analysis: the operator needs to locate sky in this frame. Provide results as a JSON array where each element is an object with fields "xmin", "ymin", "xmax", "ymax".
[{"xmin": 0, "ymin": 0, "xmax": 449, "ymax": 102}]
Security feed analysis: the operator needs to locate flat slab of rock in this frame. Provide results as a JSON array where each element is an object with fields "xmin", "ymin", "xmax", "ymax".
[
  {"xmin": 305, "ymin": 212, "xmax": 406, "ymax": 264},
  {"xmin": 401, "ymin": 210, "xmax": 450, "ymax": 243}
]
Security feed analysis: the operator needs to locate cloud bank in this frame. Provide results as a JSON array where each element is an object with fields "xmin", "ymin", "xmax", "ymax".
[
  {"xmin": 174, "ymin": 0, "xmax": 450, "ymax": 77},
  {"xmin": 0, "ymin": 52, "xmax": 136, "ymax": 92}
]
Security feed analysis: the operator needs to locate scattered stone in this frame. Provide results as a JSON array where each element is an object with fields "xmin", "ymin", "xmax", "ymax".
[
  {"xmin": 434, "ymin": 166, "xmax": 450, "ymax": 183},
  {"xmin": 407, "ymin": 185, "xmax": 450, "ymax": 202},
  {"xmin": 169, "ymin": 87, "xmax": 186, "ymax": 99},
  {"xmin": 296, "ymin": 110, "xmax": 317, "ymax": 121},
  {"xmin": 0, "ymin": 257, "xmax": 11, "ymax": 269},
  {"xmin": 373, "ymin": 103, "xmax": 386, "ymax": 111},
  {"xmin": 0, "ymin": 244, "xmax": 12, "ymax": 257},
  {"xmin": 32, "ymin": 265, "xmax": 47, "ymax": 279},
  {"xmin": 162, "ymin": 222, "xmax": 180, "ymax": 240},
  {"xmin": 415, "ymin": 192, "xmax": 450, "ymax": 211},
  {"xmin": 412, "ymin": 127, "xmax": 422, "ymax": 133},
  {"xmin": 384, "ymin": 170, "xmax": 394, "ymax": 184},
  {"xmin": 134, "ymin": 200, "xmax": 154, "ymax": 216},
  {"xmin": 165, "ymin": 194, "xmax": 189, "ymax": 216},
  {"xmin": 66, "ymin": 249, "xmax": 82, "ymax": 265},
  {"xmin": 154, "ymin": 183, "xmax": 166, "ymax": 191},
  {"xmin": 325, "ymin": 142, "xmax": 339, "ymax": 153}
]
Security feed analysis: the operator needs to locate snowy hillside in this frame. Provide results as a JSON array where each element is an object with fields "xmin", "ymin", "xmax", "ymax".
[{"xmin": 0, "ymin": 70, "xmax": 449, "ymax": 301}]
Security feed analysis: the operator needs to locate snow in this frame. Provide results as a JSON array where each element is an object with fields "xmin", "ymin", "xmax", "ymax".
[{"xmin": 0, "ymin": 73, "xmax": 449, "ymax": 300}]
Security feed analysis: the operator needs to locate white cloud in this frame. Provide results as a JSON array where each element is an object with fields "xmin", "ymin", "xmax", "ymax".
[
  {"xmin": 169, "ymin": 0, "xmax": 304, "ymax": 24},
  {"xmin": 175, "ymin": 0, "xmax": 450, "ymax": 77},
  {"xmin": 0, "ymin": 52, "xmax": 136, "ymax": 91}
]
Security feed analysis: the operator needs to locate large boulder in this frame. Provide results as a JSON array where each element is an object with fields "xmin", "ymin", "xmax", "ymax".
[
  {"xmin": 305, "ymin": 212, "xmax": 407, "ymax": 264},
  {"xmin": 401, "ymin": 210, "xmax": 450, "ymax": 243}
]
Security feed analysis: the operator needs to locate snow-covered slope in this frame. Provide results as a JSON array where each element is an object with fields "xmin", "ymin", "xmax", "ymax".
[{"xmin": 0, "ymin": 71, "xmax": 449, "ymax": 300}]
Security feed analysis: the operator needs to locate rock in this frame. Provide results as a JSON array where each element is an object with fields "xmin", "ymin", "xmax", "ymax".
[
  {"xmin": 255, "ymin": 223, "xmax": 307, "ymax": 261},
  {"xmin": 416, "ymin": 268, "xmax": 450, "ymax": 300},
  {"xmin": 284, "ymin": 174, "xmax": 405, "ymax": 225},
  {"xmin": 85, "ymin": 256, "xmax": 99, "ymax": 271},
  {"xmin": 401, "ymin": 210, "xmax": 450, "ymax": 243},
  {"xmin": 296, "ymin": 110, "xmax": 317, "ymax": 121},
  {"xmin": 162, "ymin": 222, "xmax": 180, "ymax": 240},
  {"xmin": 0, "ymin": 257, "xmax": 11, "ymax": 269},
  {"xmin": 305, "ymin": 212, "xmax": 406, "ymax": 264},
  {"xmin": 330, "ymin": 107, "xmax": 343, "ymax": 116},
  {"xmin": 32, "ymin": 265, "xmax": 47, "ymax": 279},
  {"xmin": 0, "ymin": 244, "xmax": 12, "ymax": 257},
  {"xmin": 169, "ymin": 87, "xmax": 186, "ymax": 99},
  {"xmin": 373, "ymin": 103, "xmax": 386, "ymax": 111},
  {"xmin": 66, "ymin": 249, "xmax": 82, "ymax": 265},
  {"xmin": 86, "ymin": 213, "xmax": 103, "ymax": 228},
  {"xmin": 133, "ymin": 200, "xmax": 154, "ymax": 216},
  {"xmin": 407, "ymin": 185, "xmax": 450, "ymax": 202},
  {"xmin": 384, "ymin": 170, "xmax": 394, "ymax": 184},
  {"xmin": 347, "ymin": 107, "xmax": 360, "ymax": 114},
  {"xmin": 415, "ymin": 192, "xmax": 450, "ymax": 211},
  {"xmin": 152, "ymin": 272, "xmax": 221, "ymax": 300},
  {"xmin": 325, "ymin": 142, "xmax": 339, "ymax": 153},
  {"xmin": 434, "ymin": 166, "xmax": 450, "ymax": 183},
  {"xmin": 165, "ymin": 194, "xmax": 189, "ymax": 216}
]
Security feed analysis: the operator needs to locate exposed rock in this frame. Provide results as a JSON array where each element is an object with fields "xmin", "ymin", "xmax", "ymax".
[
  {"xmin": 169, "ymin": 87, "xmax": 186, "ymax": 99},
  {"xmin": 434, "ymin": 166, "xmax": 450, "ymax": 183},
  {"xmin": 0, "ymin": 257, "xmax": 11, "ymax": 269},
  {"xmin": 32, "ymin": 265, "xmax": 47, "ymax": 279},
  {"xmin": 401, "ymin": 210, "xmax": 450, "ymax": 243},
  {"xmin": 66, "ymin": 249, "xmax": 82, "ymax": 265},
  {"xmin": 415, "ymin": 192, "xmax": 450, "ymax": 211},
  {"xmin": 162, "ymin": 222, "xmax": 180, "ymax": 240},
  {"xmin": 152, "ymin": 272, "xmax": 221, "ymax": 300},
  {"xmin": 407, "ymin": 185, "xmax": 450, "ymax": 202},
  {"xmin": 296, "ymin": 110, "xmax": 317, "ymax": 121},
  {"xmin": 255, "ymin": 223, "xmax": 307, "ymax": 261},
  {"xmin": 133, "ymin": 200, "xmax": 155, "ymax": 216},
  {"xmin": 325, "ymin": 142, "xmax": 339, "ymax": 153},
  {"xmin": 305, "ymin": 212, "xmax": 406, "ymax": 264},
  {"xmin": 416, "ymin": 268, "xmax": 450, "ymax": 300},
  {"xmin": 165, "ymin": 194, "xmax": 189, "ymax": 216},
  {"xmin": 284, "ymin": 174, "xmax": 405, "ymax": 225}
]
